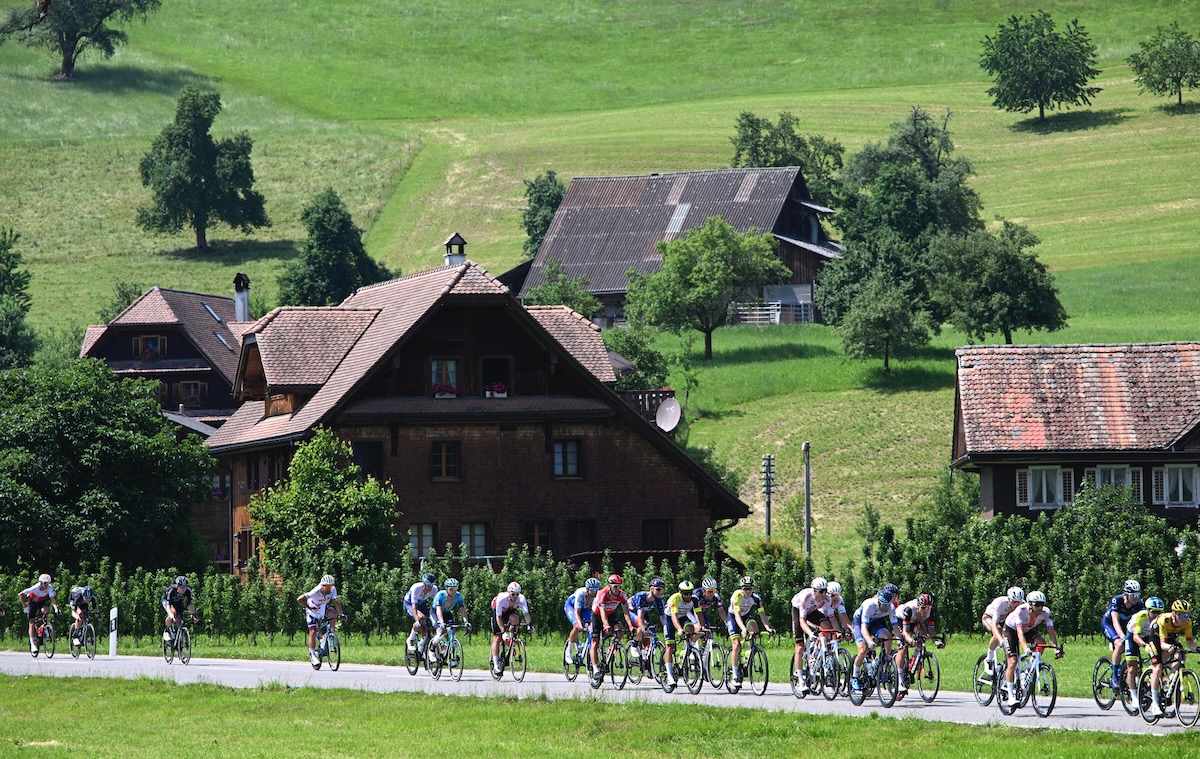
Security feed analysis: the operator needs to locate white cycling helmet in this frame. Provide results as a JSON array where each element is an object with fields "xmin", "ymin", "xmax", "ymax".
[
  {"xmin": 1027, "ymin": 590, "xmax": 1047, "ymax": 605},
  {"xmin": 701, "ymin": 577, "xmax": 718, "ymax": 591},
  {"xmin": 1007, "ymin": 586, "xmax": 1024, "ymax": 602},
  {"xmin": 507, "ymin": 582, "xmax": 521, "ymax": 594},
  {"xmin": 811, "ymin": 577, "xmax": 828, "ymax": 592},
  {"xmin": 1123, "ymin": 579, "xmax": 1141, "ymax": 595},
  {"xmin": 827, "ymin": 581, "xmax": 842, "ymax": 595},
  {"xmin": 38, "ymin": 573, "xmax": 51, "ymax": 584},
  {"xmin": 320, "ymin": 574, "xmax": 335, "ymax": 586}
]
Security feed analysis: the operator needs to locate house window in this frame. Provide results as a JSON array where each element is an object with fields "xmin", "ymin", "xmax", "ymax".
[
  {"xmin": 1097, "ymin": 465, "xmax": 1129, "ymax": 486},
  {"xmin": 642, "ymin": 519, "xmax": 673, "ymax": 549},
  {"xmin": 134, "ymin": 335, "xmax": 166, "ymax": 361},
  {"xmin": 1087, "ymin": 465, "xmax": 1143, "ymax": 502},
  {"xmin": 1017, "ymin": 467, "xmax": 1065, "ymax": 509},
  {"xmin": 430, "ymin": 441, "xmax": 461, "ymax": 480},
  {"xmin": 410, "ymin": 523, "xmax": 436, "ymax": 558},
  {"xmin": 566, "ymin": 520, "xmax": 597, "ymax": 556},
  {"xmin": 431, "ymin": 358, "xmax": 459, "ymax": 396},
  {"xmin": 461, "ymin": 523, "xmax": 487, "ymax": 557},
  {"xmin": 180, "ymin": 381, "xmax": 207, "ymax": 408},
  {"xmin": 553, "ymin": 440, "xmax": 582, "ymax": 478},
  {"xmin": 481, "ymin": 356, "xmax": 513, "ymax": 396},
  {"xmin": 523, "ymin": 520, "xmax": 552, "ymax": 551},
  {"xmin": 352, "ymin": 441, "xmax": 384, "ymax": 481},
  {"xmin": 245, "ymin": 453, "xmax": 260, "ymax": 492},
  {"xmin": 1166, "ymin": 465, "xmax": 1197, "ymax": 507}
]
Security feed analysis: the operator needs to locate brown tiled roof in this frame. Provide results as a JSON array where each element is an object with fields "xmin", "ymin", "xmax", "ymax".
[
  {"xmin": 80, "ymin": 325, "xmax": 105, "ymax": 356},
  {"xmin": 955, "ymin": 343, "xmax": 1200, "ymax": 456},
  {"xmin": 247, "ymin": 307, "xmax": 379, "ymax": 388},
  {"xmin": 525, "ymin": 306, "xmax": 616, "ymax": 384}
]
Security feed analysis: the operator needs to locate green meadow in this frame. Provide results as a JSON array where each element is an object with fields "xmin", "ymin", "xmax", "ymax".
[{"xmin": 3, "ymin": 0, "xmax": 1200, "ymax": 563}]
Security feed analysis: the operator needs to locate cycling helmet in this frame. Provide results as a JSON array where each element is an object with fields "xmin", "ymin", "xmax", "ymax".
[
  {"xmin": 507, "ymin": 582, "xmax": 521, "ymax": 594},
  {"xmin": 827, "ymin": 581, "xmax": 842, "ymax": 595},
  {"xmin": 175, "ymin": 575, "xmax": 188, "ymax": 587},
  {"xmin": 1027, "ymin": 591, "xmax": 1047, "ymax": 605},
  {"xmin": 444, "ymin": 578, "xmax": 460, "ymax": 589},
  {"xmin": 585, "ymin": 577, "xmax": 602, "ymax": 591},
  {"xmin": 320, "ymin": 574, "xmax": 335, "ymax": 586},
  {"xmin": 1147, "ymin": 597, "xmax": 1166, "ymax": 612},
  {"xmin": 739, "ymin": 575, "xmax": 754, "ymax": 588},
  {"xmin": 1007, "ymin": 586, "xmax": 1025, "ymax": 602},
  {"xmin": 422, "ymin": 572, "xmax": 436, "ymax": 585},
  {"xmin": 1123, "ymin": 579, "xmax": 1142, "ymax": 595},
  {"xmin": 702, "ymin": 577, "xmax": 718, "ymax": 591},
  {"xmin": 882, "ymin": 582, "xmax": 899, "ymax": 597},
  {"xmin": 811, "ymin": 577, "xmax": 828, "ymax": 592},
  {"xmin": 1172, "ymin": 599, "xmax": 1191, "ymax": 614},
  {"xmin": 678, "ymin": 580, "xmax": 695, "ymax": 593},
  {"xmin": 877, "ymin": 588, "xmax": 894, "ymax": 605},
  {"xmin": 917, "ymin": 593, "xmax": 933, "ymax": 607},
  {"xmin": 81, "ymin": 586, "xmax": 95, "ymax": 600},
  {"xmin": 608, "ymin": 574, "xmax": 623, "ymax": 586},
  {"xmin": 38, "ymin": 573, "xmax": 51, "ymax": 584},
  {"xmin": 649, "ymin": 577, "xmax": 666, "ymax": 589}
]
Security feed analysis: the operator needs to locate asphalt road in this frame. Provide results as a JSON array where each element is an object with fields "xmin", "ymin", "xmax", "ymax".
[{"xmin": 0, "ymin": 651, "xmax": 1186, "ymax": 735}]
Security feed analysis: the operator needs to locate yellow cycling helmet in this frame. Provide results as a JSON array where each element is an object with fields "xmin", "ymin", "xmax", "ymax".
[{"xmin": 1171, "ymin": 599, "xmax": 1191, "ymax": 614}]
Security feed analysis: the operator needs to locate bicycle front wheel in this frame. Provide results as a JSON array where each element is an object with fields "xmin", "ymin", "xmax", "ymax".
[
  {"xmin": 877, "ymin": 656, "xmax": 897, "ymax": 708},
  {"xmin": 1176, "ymin": 668, "xmax": 1200, "ymax": 727},
  {"xmin": 447, "ymin": 637, "xmax": 462, "ymax": 681},
  {"xmin": 626, "ymin": 642, "xmax": 645, "ymax": 685},
  {"xmin": 179, "ymin": 627, "xmax": 191, "ymax": 665},
  {"xmin": 70, "ymin": 625, "xmax": 81, "ymax": 659},
  {"xmin": 405, "ymin": 643, "xmax": 420, "ymax": 676},
  {"xmin": 511, "ymin": 639, "xmax": 527, "ymax": 682},
  {"xmin": 683, "ymin": 647, "xmax": 703, "ymax": 695},
  {"xmin": 972, "ymin": 654, "xmax": 996, "ymax": 706},
  {"xmin": 609, "ymin": 644, "xmax": 630, "ymax": 690},
  {"xmin": 748, "ymin": 646, "xmax": 768, "ymax": 696},
  {"xmin": 917, "ymin": 650, "xmax": 940, "ymax": 703},
  {"xmin": 44, "ymin": 624, "xmax": 55, "ymax": 659},
  {"xmin": 707, "ymin": 640, "xmax": 727, "ymax": 690},
  {"xmin": 1092, "ymin": 657, "xmax": 1116, "ymax": 710},
  {"xmin": 564, "ymin": 639, "xmax": 581, "ymax": 682},
  {"xmin": 428, "ymin": 643, "xmax": 444, "ymax": 680},
  {"xmin": 1031, "ymin": 662, "xmax": 1057, "ymax": 717},
  {"xmin": 84, "ymin": 623, "xmax": 97, "ymax": 660},
  {"xmin": 1138, "ymin": 668, "xmax": 1160, "ymax": 723},
  {"xmin": 329, "ymin": 632, "xmax": 341, "ymax": 672},
  {"xmin": 163, "ymin": 630, "xmax": 174, "ymax": 664}
]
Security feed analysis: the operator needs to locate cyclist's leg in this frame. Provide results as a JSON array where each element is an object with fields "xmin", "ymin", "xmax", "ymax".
[
  {"xmin": 663, "ymin": 617, "xmax": 678, "ymax": 678},
  {"xmin": 1124, "ymin": 637, "xmax": 1141, "ymax": 693},
  {"xmin": 489, "ymin": 614, "xmax": 503, "ymax": 669},
  {"xmin": 1101, "ymin": 618, "xmax": 1122, "ymax": 685},
  {"xmin": 1002, "ymin": 626, "xmax": 1020, "ymax": 695},
  {"xmin": 589, "ymin": 614, "xmax": 605, "ymax": 670},
  {"xmin": 791, "ymin": 606, "xmax": 804, "ymax": 674}
]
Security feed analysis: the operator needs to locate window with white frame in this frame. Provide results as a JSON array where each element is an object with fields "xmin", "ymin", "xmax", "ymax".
[
  {"xmin": 1017, "ymin": 466, "xmax": 1070, "ymax": 509},
  {"xmin": 430, "ymin": 358, "xmax": 459, "ymax": 395},
  {"xmin": 1155, "ymin": 465, "xmax": 1198, "ymax": 507},
  {"xmin": 410, "ymin": 523, "xmax": 435, "ymax": 557},
  {"xmin": 460, "ymin": 523, "xmax": 487, "ymax": 557},
  {"xmin": 1097, "ymin": 465, "xmax": 1129, "ymax": 486},
  {"xmin": 1085, "ymin": 465, "xmax": 1143, "ymax": 503}
]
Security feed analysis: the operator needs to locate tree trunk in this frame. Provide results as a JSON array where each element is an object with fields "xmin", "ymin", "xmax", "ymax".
[
  {"xmin": 57, "ymin": 38, "xmax": 77, "ymax": 79},
  {"xmin": 194, "ymin": 225, "xmax": 209, "ymax": 252},
  {"xmin": 1038, "ymin": 102, "xmax": 1045, "ymax": 121},
  {"xmin": 883, "ymin": 343, "xmax": 890, "ymax": 373},
  {"xmin": 703, "ymin": 328, "xmax": 714, "ymax": 360},
  {"xmin": 1004, "ymin": 327, "xmax": 1013, "ymax": 345}
]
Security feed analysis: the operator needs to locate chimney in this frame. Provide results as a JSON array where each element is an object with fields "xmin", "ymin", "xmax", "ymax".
[
  {"xmin": 443, "ymin": 232, "xmax": 467, "ymax": 267},
  {"xmin": 233, "ymin": 272, "xmax": 251, "ymax": 322}
]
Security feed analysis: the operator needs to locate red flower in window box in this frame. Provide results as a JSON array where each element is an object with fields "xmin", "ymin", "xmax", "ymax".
[
  {"xmin": 490, "ymin": 382, "xmax": 508, "ymax": 394},
  {"xmin": 432, "ymin": 383, "xmax": 458, "ymax": 397}
]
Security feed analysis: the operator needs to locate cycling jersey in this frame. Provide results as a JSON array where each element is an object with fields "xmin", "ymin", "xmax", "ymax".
[
  {"xmin": 21, "ymin": 583, "xmax": 55, "ymax": 603},
  {"xmin": 430, "ymin": 590, "xmax": 464, "ymax": 623},
  {"xmin": 854, "ymin": 597, "xmax": 896, "ymax": 625},
  {"xmin": 729, "ymin": 589, "xmax": 763, "ymax": 619},
  {"xmin": 628, "ymin": 591, "xmax": 664, "ymax": 621},
  {"xmin": 692, "ymin": 589, "xmax": 725, "ymax": 613},
  {"xmin": 1004, "ymin": 603, "xmax": 1053, "ymax": 631},
  {"xmin": 1155, "ymin": 614, "xmax": 1194, "ymax": 641},
  {"xmin": 68, "ymin": 587, "xmax": 94, "ymax": 610},
  {"xmin": 1105, "ymin": 594, "xmax": 1144, "ymax": 624},
  {"xmin": 1127, "ymin": 609, "xmax": 1154, "ymax": 639},
  {"xmin": 302, "ymin": 584, "xmax": 338, "ymax": 619},
  {"xmin": 665, "ymin": 592, "xmax": 699, "ymax": 621},
  {"xmin": 161, "ymin": 586, "xmax": 192, "ymax": 609},
  {"xmin": 492, "ymin": 592, "xmax": 529, "ymax": 617},
  {"xmin": 825, "ymin": 596, "xmax": 848, "ymax": 618},
  {"xmin": 983, "ymin": 596, "xmax": 1016, "ymax": 622},
  {"xmin": 895, "ymin": 599, "xmax": 934, "ymax": 629},
  {"xmin": 592, "ymin": 586, "xmax": 628, "ymax": 615},
  {"xmin": 404, "ymin": 582, "xmax": 438, "ymax": 608},
  {"xmin": 790, "ymin": 588, "xmax": 824, "ymax": 615}
]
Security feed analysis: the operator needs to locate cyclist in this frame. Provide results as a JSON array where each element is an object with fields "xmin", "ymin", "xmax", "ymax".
[
  {"xmin": 895, "ymin": 592, "xmax": 942, "ymax": 696},
  {"xmin": 161, "ymin": 575, "xmax": 195, "ymax": 646},
  {"xmin": 1126, "ymin": 596, "xmax": 1164, "ymax": 710},
  {"xmin": 628, "ymin": 578, "xmax": 666, "ymax": 664},
  {"xmin": 297, "ymin": 573, "xmax": 343, "ymax": 666},
  {"xmin": 790, "ymin": 576, "xmax": 832, "ymax": 694},
  {"xmin": 563, "ymin": 577, "xmax": 601, "ymax": 664},
  {"xmin": 980, "ymin": 586, "xmax": 1023, "ymax": 677},
  {"xmin": 590, "ymin": 574, "xmax": 634, "ymax": 681},
  {"xmin": 404, "ymin": 572, "xmax": 439, "ymax": 655},
  {"xmin": 430, "ymin": 577, "xmax": 469, "ymax": 653},
  {"xmin": 1146, "ymin": 599, "xmax": 1200, "ymax": 718},
  {"xmin": 1101, "ymin": 579, "xmax": 1145, "ymax": 691},
  {"xmin": 692, "ymin": 577, "xmax": 728, "ymax": 633},
  {"xmin": 491, "ymin": 581, "xmax": 534, "ymax": 675},
  {"xmin": 825, "ymin": 581, "xmax": 853, "ymax": 632},
  {"xmin": 663, "ymin": 580, "xmax": 703, "ymax": 684},
  {"xmin": 851, "ymin": 586, "xmax": 898, "ymax": 693},
  {"xmin": 1001, "ymin": 590, "xmax": 1062, "ymax": 704},
  {"xmin": 68, "ymin": 585, "xmax": 97, "ymax": 646},
  {"xmin": 728, "ymin": 575, "xmax": 774, "ymax": 684},
  {"xmin": 18, "ymin": 573, "xmax": 58, "ymax": 655}
]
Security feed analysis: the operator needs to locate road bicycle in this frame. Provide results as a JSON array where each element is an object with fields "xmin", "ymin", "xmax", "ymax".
[
  {"xmin": 624, "ymin": 626, "xmax": 665, "ymax": 686},
  {"xmin": 661, "ymin": 623, "xmax": 705, "ymax": 695},
  {"xmin": 311, "ymin": 614, "xmax": 344, "ymax": 672},
  {"xmin": 491, "ymin": 623, "xmax": 528, "ymax": 682},
  {"xmin": 427, "ymin": 622, "xmax": 469, "ymax": 682},
  {"xmin": 904, "ymin": 635, "xmax": 942, "ymax": 703},
  {"xmin": 30, "ymin": 609, "xmax": 55, "ymax": 659},
  {"xmin": 564, "ymin": 626, "xmax": 593, "ymax": 683},
  {"xmin": 1138, "ymin": 648, "xmax": 1200, "ymax": 727},
  {"xmin": 162, "ymin": 613, "xmax": 195, "ymax": 665},
  {"xmin": 996, "ymin": 642, "xmax": 1061, "ymax": 717},
  {"xmin": 803, "ymin": 628, "xmax": 853, "ymax": 700},
  {"xmin": 1093, "ymin": 651, "xmax": 1142, "ymax": 716},
  {"xmin": 972, "ymin": 650, "xmax": 1002, "ymax": 706},
  {"xmin": 404, "ymin": 619, "xmax": 434, "ymax": 676},
  {"xmin": 589, "ymin": 623, "xmax": 630, "ymax": 690},
  {"xmin": 68, "ymin": 611, "xmax": 99, "ymax": 660},
  {"xmin": 849, "ymin": 639, "xmax": 898, "ymax": 708},
  {"xmin": 696, "ymin": 626, "xmax": 727, "ymax": 690},
  {"xmin": 725, "ymin": 628, "xmax": 772, "ymax": 696}
]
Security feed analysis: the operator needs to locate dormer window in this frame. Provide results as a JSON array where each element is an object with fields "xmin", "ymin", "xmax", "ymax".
[
  {"xmin": 431, "ymin": 358, "xmax": 459, "ymax": 396},
  {"xmin": 134, "ymin": 335, "xmax": 166, "ymax": 361}
]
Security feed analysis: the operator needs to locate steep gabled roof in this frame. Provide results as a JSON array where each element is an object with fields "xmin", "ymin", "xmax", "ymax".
[
  {"xmin": 244, "ymin": 307, "xmax": 380, "ymax": 389},
  {"xmin": 954, "ymin": 343, "xmax": 1200, "ymax": 461},
  {"xmin": 520, "ymin": 167, "xmax": 809, "ymax": 297},
  {"xmin": 526, "ymin": 305, "xmax": 616, "ymax": 384}
]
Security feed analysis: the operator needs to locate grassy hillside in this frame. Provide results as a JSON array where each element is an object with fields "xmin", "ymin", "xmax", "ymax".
[{"xmin": 3, "ymin": 0, "xmax": 1200, "ymax": 565}]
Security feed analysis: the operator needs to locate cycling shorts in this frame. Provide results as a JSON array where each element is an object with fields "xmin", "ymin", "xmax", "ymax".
[
  {"xmin": 792, "ymin": 607, "xmax": 826, "ymax": 642},
  {"xmin": 491, "ymin": 609, "xmax": 519, "ymax": 635},
  {"xmin": 663, "ymin": 615, "xmax": 697, "ymax": 641},
  {"xmin": 853, "ymin": 616, "xmax": 892, "ymax": 644},
  {"xmin": 404, "ymin": 599, "xmax": 430, "ymax": 619},
  {"xmin": 1003, "ymin": 624, "xmax": 1046, "ymax": 655},
  {"xmin": 1101, "ymin": 618, "xmax": 1123, "ymax": 643},
  {"xmin": 1124, "ymin": 637, "xmax": 1143, "ymax": 662},
  {"xmin": 27, "ymin": 598, "xmax": 49, "ymax": 618},
  {"xmin": 563, "ymin": 598, "xmax": 592, "ymax": 627}
]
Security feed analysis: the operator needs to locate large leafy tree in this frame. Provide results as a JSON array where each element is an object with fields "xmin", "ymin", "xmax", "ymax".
[
  {"xmin": 730, "ymin": 111, "xmax": 844, "ymax": 209},
  {"xmin": 929, "ymin": 221, "xmax": 1068, "ymax": 344},
  {"xmin": 0, "ymin": 359, "xmax": 212, "ymax": 571},
  {"xmin": 248, "ymin": 427, "xmax": 402, "ymax": 581},
  {"xmin": 521, "ymin": 169, "xmax": 565, "ymax": 259},
  {"xmin": 602, "ymin": 325, "xmax": 668, "ymax": 391},
  {"xmin": 1129, "ymin": 23, "xmax": 1200, "ymax": 107},
  {"xmin": 980, "ymin": 11, "xmax": 1101, "ymax": 122},
  {"xmin": 625, "ymin": 215, "xmax": 788, "ymax": 360},
  {"xmin": 137, "ymin": 86, "xmax": 270, "ymax": 252},
  {"xmin": 0, "ymin": 0, "xmax": 161, "ymax": 79},
  {"xmin": 523, "ymin": 258, "xmax": 601, "ymax": 318},
  {"xmin": 838, "ymin": 273, "xmax": 931, "ymax": 373},
  {"xmin": 278, "ymin": 187, "xmax": 391, "ymax": 306},
  {"xmin": 0, "ymin": 228, "xmax": 38, "ymax": 368}
]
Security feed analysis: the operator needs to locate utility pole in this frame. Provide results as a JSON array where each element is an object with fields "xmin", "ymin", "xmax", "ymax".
[
  {"xmin": 761, "ymin": 454, "xmax": 775, "ymax": 541},
  {"xmin": 803, "ymin": 442, "xmax": 812, "ymax": 558}
]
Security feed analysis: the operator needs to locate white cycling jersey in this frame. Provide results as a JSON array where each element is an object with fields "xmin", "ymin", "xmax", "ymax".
[
  {"xmin": 984, "ymin": 595, "xmax": 1017, "ymax": 621},
  {"xmin": 855, "ymin": 597, "xmax": 897, "ymax": 624},
  {"xmin": 492, "ymin": 592, "xmax": 529, "ymax": 617},
  {"xmin": 791, "ymin": 588, "xmax": 823, "ymax": 615},
  {"xmin": 404, "ymin": 582, "xmax": 438, "ymax": 606},
  {"xmin": 823, "ymin": 596, "xmax": 848, "ymax": 618},
  {"xmin": 21, "ymin": 584, "xmax": 55, "ymax": 602},
  {"xmin": 303, "ymin": 584, "xmax": 337, "ymax": 618},
  {"xmin": 1005, "ymin": 603, "xmax": 1054, "ymax": 631}
]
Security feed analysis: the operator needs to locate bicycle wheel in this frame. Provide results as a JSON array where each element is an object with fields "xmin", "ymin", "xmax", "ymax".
[
  {"xmin": 661, "ymin": 647, "xmax": 679, "ymax": 693},
  {"xmin": 428, "ymin": 642, "xmax": 444, "ymax": 680},
  {"xmin": 84, "ymin": 623, "xmax": 97, "ymax": 660},
  {"xmin": 849, "ymin": 655, "xmax": 869, "ymax": 706},
  {"xmin": 563, "ymin": 639, "xmax": 581, "ymax": 682},
  {"xmin": 972, "ymin": 654, "xmax": 996, "ymax": 706},
  {"xmin": 179, "ymin": 627, "xmax": 191, "ymax": 665},
  {"xmin": 791, "ymin": 654, "xmax": 808, "ymax": 699},
  {"xmin": 447, "ymin": 637, "xmax": 462, "ymax": 682},
  {"xmin": 511, "ymin": 639, "xmax": 527, "ymax": 682},
  {"xmin": 1176, "ymin": 668, "xmax": 1200, "ymax": 727},
  {"xmin": 1139, "ymin": 668, "xmax": 1160, "ymax": 724},
  {"xmin": 707, "ymin": 640, "xmax": 727, "ymax": 690},
  {"xmin": 625, "ymin": 641, "xmax": 644, "ymax": 685},
  {"xmin": 70, "ymin": 625, "xmax": 81, "ymax": 659},
  {"xmin": 917, "ymin": 650, "xmax": 940, "ymax": 703},
  {"xmin": 835, "ymin": 648, "xmax": 853, "ymax": 698},
  {"xmin": 683, "ymin": 647, "xmax": 704, "ymax": 695},
  {"xmin": 1031, "ymin": 663, "xmax": 1057, "ymax": 717},
  {"xmin": 818, "ymin": 651, "xmax": 836, "ymax": 701},
  {"xmin": 44, "ymin": 624, "xmax": 55, "ymax": 659},
  {"xmin": 1120, "ymin": 664, "xmax": 1140, "ymax": 716},
  {"xmin": 748, "ymin": 647, "xmax": 769, "ymax": 696},
  {"xmin": 163, "ymin": 629, "xmax": 174, "ymax": 664},
  {"xmin": 329, "ymin": 632, "xmax": 341, "ymax": 672},
  {"xmin": 1092, "ymin": 658, "xmax": 1116, "ymax": 710},
  {"xmin": 405, "ymin": 641, "xmax": 420, "ymax": 676},
  {"xmin": 610, "ymin": 643, "xmax": 630, "ymax": 690},
  {"xmin": 877, "ymin": 656, "xmax": 897, "ymax": 708}
]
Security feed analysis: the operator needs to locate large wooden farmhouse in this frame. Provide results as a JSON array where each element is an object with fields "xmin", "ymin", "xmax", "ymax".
[
  {"xmin": 952, "ymin": 343, "xmax": 1200, "ymax": 520},
  {"xmin": 205, "ymin": 260, "xmax": 749, "ymax": 574},
  {"xmin": 516, "ymin": 167, "xmax": 840, "ymax": 325}
]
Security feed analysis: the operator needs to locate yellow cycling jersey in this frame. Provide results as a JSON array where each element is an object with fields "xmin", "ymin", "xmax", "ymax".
[
  {"xmin": 1127, "ymin": 609, "xmax": 1154, "ymax": 639},
  {"xmin": 1155, "ymin": 614, "xmax": 1193, "ymax": 641},
  {"xmin": 666, "ymin": 592, "xmax": 697, "ymax": 617}
]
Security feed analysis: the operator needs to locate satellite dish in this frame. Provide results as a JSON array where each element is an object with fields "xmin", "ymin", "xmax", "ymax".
[{"xmin": 655, "ymin": 398, "xmax": 681, "ymax": 432}]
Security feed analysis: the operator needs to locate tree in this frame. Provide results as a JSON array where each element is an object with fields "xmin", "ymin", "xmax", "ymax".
[
  {"xmin": 838, "ymin": 273, "xmax": 931, "ymax": 372},
  {"xmin": 601, "ymin": 325, "xmax": 668, "ymax": 391},
  {"xmin": 248, "ymin": 427, "xmax": 402, "ymax": 580},
  {"xmin": 625, "ymin": 216, "xmax": 789, "ymax": 360},
  {"xmin": 521, "ymin": 169, "xmax": 565, "ymax": 259},
  {"xmin": 0, "ymin": 358, "xmax": 213, "ymax": 571},
  {"xmin": 980, "ymin": 11, "xmax": 1101, "ymax": 122},
  {"xmin": 277, "ymin": 187, "xmax": 391, "ymax": 306},
  {"xmin": 0, "ymin": 0, "xmax": 161, "ymax": 80},
  {"xmin": 1129, "ymin": 23, "xmax": 1200, "ymax": 107},
  {"xmin": 137, "ymin": 86, "xmax": 270, "ymax": 252},
  {"xmin": 928, "ymin": 221, "xmax": 1068, "ymax": 344},
  {"xmin": 730, "ymin": 111, "xmax": 844, "ymax": 208},
  {"xmin": 0, "ymin": 227, "xmax": 38, "ymax": 368},
  {"xmin": 523, "ymin": 258, "xmax": 601, "ymax": 317},
  {"xmin": 814, "ymin": 228, "xmax": 918, "ymax": 328},
  {"xmin": 96, "ymin": 278, "xmax": 143, "ymax": 323}
]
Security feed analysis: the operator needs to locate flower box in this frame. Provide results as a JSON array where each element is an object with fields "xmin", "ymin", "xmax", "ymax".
[
  {"xmin": 492, "ymin": 392, "xmax": 507, "ymax": 398},
  {"xmin": 434, "ymin": 392, "xmax": 456, "ymax": 399}
]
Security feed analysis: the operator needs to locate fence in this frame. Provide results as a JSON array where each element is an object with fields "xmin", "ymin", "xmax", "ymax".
[{"xmin": 734, "ymin": 301, "xmax": 813, "ymax": 325}]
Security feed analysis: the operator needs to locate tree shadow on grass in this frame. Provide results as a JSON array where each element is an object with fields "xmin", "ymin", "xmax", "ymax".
[
  {"xmin": 861, "ymin": 363, "xmax": 956, "ymax": 393},
  {"xmin": 689, "ymin": 407, "xmax": 745, "ymax": 423},
  {"xmin": 159, "ymin": 238, "xmax": 298, "ymax": 266},
  {"xmin": 1009, "ymin": 108, "xmax": 1133, "ymax": 134},
  {"xmin": 1154, "ymin": 101, "xmax": 1200, "ymax": 117},
  {"xmin": 70, "ymin": 65, "xmax": 213, "ymax": 95},
  {"xmin": 707, "ymin": 341, "xmax": 838, "ymax": 367}
]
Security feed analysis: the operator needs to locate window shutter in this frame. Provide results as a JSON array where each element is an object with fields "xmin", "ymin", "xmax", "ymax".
[
  {"xmin": 1083, "ymin": 467, "xmax": 1097, "ymax": 486},
  {"xmin": 1060, "ymin": 468, "xmax": 1074, "ymax": 505},
  {"xmin": 1016, "ymin": 469, "xmax": 1030, "ymax": 507},
  {"xmin": 1130, "ymin": 468, "xmax": 1143, "ymax": 504},
  {"xmin": 1153, "ymin": 468, "xmax": 1166, "ymax": 505}
]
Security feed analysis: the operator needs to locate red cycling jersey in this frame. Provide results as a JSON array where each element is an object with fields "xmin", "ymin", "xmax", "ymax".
[{"xmin": 592, "ymin": 587, "xmax": 628, "ymax": 614}]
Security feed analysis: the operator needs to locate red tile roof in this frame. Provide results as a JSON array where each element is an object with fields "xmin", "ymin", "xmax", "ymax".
[
  {"xmin": 955, "ymin": 343, "xmax": 1200, "ymax": 456},
  {"xmin": 526, "ymin": 306, "xmax": 616, "ymax": 384},
  {"xmin": 246, "ymin": 307, "xmax": 379, "ymax": 388}
]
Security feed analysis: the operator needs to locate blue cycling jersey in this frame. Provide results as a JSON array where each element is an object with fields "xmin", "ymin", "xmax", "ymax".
[{"xmin": 628, "ymin": 591, "xmax": 665, "ymax": 617}]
